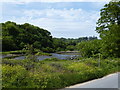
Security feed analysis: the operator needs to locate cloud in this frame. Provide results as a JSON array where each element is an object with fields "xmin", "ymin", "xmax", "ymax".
[
  {"xmin": 1, "ymin": 0, "xmax": 111, "ymax": 3},
  {"xmin": 2, "ymin": 1, "xmax": 107, "ymax": 38},
  {"xmin": 4, "ymin": 8, "xmax": 100, "ymax": 38}
]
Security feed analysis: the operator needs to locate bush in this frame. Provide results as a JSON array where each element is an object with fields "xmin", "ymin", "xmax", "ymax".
[
  {"xmin": 35, "ymin": 52, "xmax": 52, "ymax": 56},
  {"xmin": 77, "ymin": 40, "xmax": 101, "ymax": 57},
  {"xmin": 2, "ymin": 58, "xmax": 119, "ymax": 88},
  {"xmin": 2, "ymin": 65, "xmax": 28, "ymax": 88},
  {"xmin": 44, "ymin": 58, "xmax": 60, "ymax": 61}
]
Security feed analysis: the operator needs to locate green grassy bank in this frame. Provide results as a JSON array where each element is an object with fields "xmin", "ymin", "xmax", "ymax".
[{"xmin": 2, "ymin": 58, "xmax": 119, "ymax": 88}]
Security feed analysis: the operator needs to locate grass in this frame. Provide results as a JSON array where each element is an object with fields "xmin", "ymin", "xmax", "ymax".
[
  {"xmin": 2, "ymin": 50, "xmax": 52, "ymax": 55},
  {"xmin": 2, "ymin": 57, "xmax": 119, "ymax": 88},
  {"xmin": 35, "ymin": 52, "xmax": 52, "ymax": 56},
  {"xmin": 2, "ymin": 50, "xmax": 52, "ymax": 60},
  {"xmin": 1, "ymin": 50, "xmax": 26, "ymax": 55}
]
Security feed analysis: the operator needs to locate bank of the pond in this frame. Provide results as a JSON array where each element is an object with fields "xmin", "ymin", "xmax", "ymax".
[
  {"xmin": 2, "ymin": 50, "xmax": 80, "ymax": 60},
  {"xmin": 13, "ymin": 53, "xmax": 79, "ymax": 60},
  {"xmin": 56, "ymin": 51, "xmax": 79, "ymax": 54},
  {"xmin": 2, "ymin": 50, "xmax": 52, "ymax": 59},
  {"xmin": 2, "ymin": 57, "xmax": 119, "ymax": 88},
  {"xmin": 1, "ymin": 50, "xmax": 26, "ymax": 55}
]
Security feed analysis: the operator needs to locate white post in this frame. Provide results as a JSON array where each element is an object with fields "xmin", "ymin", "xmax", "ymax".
[{"xmin": 98, "ymin": 53, "xmax": 100, "ymax": 67}]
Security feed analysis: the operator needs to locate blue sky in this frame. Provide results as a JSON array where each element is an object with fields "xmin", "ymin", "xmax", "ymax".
[{"xmin": 1, "ymin": 1, "xmax": 109, "ymax": 38}]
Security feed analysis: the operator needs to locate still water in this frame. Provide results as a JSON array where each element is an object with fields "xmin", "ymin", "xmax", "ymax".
[{"xmin": 14, "ymin": 53, "xmax": 80, "ymax": 60}]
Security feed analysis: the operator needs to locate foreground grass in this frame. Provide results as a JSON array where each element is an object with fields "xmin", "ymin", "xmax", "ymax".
[{"xmin": 2, "ymin": 57, "xmax": 119, "ymax": 88}]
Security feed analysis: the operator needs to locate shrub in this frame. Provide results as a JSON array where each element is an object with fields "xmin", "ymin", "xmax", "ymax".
[
  {"xmin": 2, "ymin": 58, "xmax": 119, "ymax": 88},
  {"xmin": 2, "ymin": 65, "xmax": 28, "ymax": 88},
  {"xmin": 35, "ymin": 52, "xmax": 52, "ymax": 56},
  {"xmin": 44, "ymin": 58, "xmax": 60, "ymax": 61}
]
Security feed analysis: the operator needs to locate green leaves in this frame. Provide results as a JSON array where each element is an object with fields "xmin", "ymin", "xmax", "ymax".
[
  {"xmin": 77, "ymin": 40, "xmax": 101, "ymax": 57},
  {"xmin": 2, "ymin": 58, "xmax": 119, "ymax": 88},
  {"xmin": 2, "ymin": 65, "xmax": 27, "ymax": 88},
  {"xmin": 2, "ymin": 21, "xmax": 53, "ymax": 51},
  {"xmin": 96, "ymin": 1, "xmax": 120, "ymax": 58}
]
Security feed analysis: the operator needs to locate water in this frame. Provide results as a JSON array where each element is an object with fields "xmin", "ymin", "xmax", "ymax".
[
  {"xmin": 13, "ymin": 53, "xmax": 80, "ymax": 60},
  {"xmin": 14, "ymin": 56, "xmax": 25, "ymax": 60},
  {"xmin": 2, "ymin": 55, "xmax": 12, "ymax": 58}
]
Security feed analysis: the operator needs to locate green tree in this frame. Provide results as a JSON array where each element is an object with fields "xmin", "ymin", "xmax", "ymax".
[
  {"xmin": 53, "ymin": 38, "xmax": 67, "ymax": 51},
  {"xmin": 66, "ymin": 45, "xmax": 75, "ymax": 51},
  {"xmin": 2, "ymin": 36, "xmax": 17, "ymax": 51},
  {"xmin": 77, "ymin": 40, "xmax": 101, "ymax": 57},
  {"xmin": 24, "ymin": 44, "xmax": 38, "ymax": 62},
  {"xmin": 2, "ymin": 21, "xmax": 54, "ymax": 52},
  {"xmin": 96, "ymin": 1, "xmax": 120, "ymax": 57}
]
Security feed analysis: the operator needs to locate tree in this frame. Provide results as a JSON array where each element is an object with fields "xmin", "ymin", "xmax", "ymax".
[
  {"xmin": 66, "ymin": 45, "xmax": 75, "ymax": 51},
  {"xmin": 96, "ymin": 1, "xmax": 120, "ymax": 57},
  {"xmin": 77, "ymin": 40, "xmax": 101, "ymax": 57},
  {"xmin": 24, "ymin": 44, "xmax": 38, "ymax": 62},
  {"xmin": 2, "ymin": 36, "xmax": 17, "ymax": 51},
  {"xmin": 2, "ymin": 21, "xmax": 54, "ymax": 51},
  {"xmin": 96, "ymin": 1, "xmax": 120, "ymax": 34}
]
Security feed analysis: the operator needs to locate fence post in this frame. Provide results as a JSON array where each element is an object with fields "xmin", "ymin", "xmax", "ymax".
[{"xmin": 98, "ymin": 53, "xmax": 100, "ymax": 67}]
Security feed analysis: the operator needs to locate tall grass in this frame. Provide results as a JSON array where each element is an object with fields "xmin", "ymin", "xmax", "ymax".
[{"xmin": 2, "ymin": 58, "xmax": 119, "ymax": 88}]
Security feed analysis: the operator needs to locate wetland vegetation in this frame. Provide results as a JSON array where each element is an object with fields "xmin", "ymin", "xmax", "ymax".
[{"xmin": 1, "ymin": 1, "xmax": 120, "ymax": 89}]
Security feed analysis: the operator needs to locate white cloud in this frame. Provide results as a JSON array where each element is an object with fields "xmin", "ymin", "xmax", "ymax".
[
  {"xmin": 6, "ymin": 8, "xmax": 100, "ymax": 38},
  {"xmin": 1, "ymin": 0, "xmax": 111, "ymax": 3}
]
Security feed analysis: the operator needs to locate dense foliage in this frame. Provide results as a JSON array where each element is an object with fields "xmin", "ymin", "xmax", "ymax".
[
  {"xmin": 2, "ymin": 58, "xmax": 119, "ymax": 88},
  {"xmin": 2, "ymin": 21, "xmax": 53, "ymax": 52},
  {"xmin": 2, "ymin": 21, "xmax": 97, "ymax": 52},
  {"xmin": 96, "ymin": 1, "xmax": 120, "ymax": 57},
  {"xmin": 53, "ymin": 37, "xmax": 97, "ymax": 51},
  {"xmin": 77, "ymin": 1, "xmax": 120, "ymax": 58},
  {"xmin": 77, "ymin": 40, "xmax": 101, "ymax": 57}
]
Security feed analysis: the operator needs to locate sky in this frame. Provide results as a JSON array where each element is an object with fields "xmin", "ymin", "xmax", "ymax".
[{"xmin": 1, "ymin": 0, "xmax": 110, "ymax": 38}]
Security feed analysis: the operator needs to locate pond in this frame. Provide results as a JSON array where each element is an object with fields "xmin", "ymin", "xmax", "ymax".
[{"xmin": 13, "ymin": 53, "xmax": 80, "ymax": 60}]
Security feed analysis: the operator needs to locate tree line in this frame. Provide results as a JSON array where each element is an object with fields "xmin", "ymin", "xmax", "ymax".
[
  {"xmin": 2, "ymin": 21, "xmax": 53, "ymax": 52},
  {"xmin": 2, "ymin": 21, "xmax": 97, "ymax": 52}
]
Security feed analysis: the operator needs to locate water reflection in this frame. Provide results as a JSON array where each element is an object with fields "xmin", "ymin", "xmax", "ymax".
[{"xmin": 13, "ymin": 53, "xmax": 80, "ymax": 60}]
